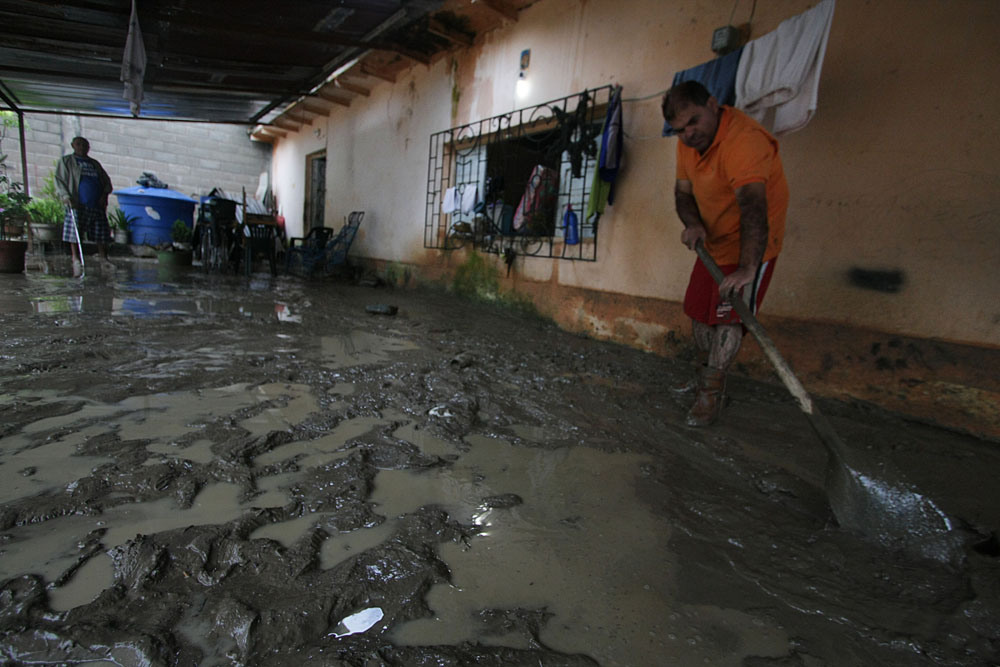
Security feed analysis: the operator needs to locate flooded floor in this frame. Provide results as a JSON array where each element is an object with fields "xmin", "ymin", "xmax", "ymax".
[{"xmin": 1, "ymin": 260, "xmax": 998, "ymax": 666}]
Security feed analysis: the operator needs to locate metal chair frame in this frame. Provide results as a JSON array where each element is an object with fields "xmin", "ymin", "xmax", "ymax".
[{"xmin": 285, "ymin": 212, "xmax": 363, "ymax": 278}]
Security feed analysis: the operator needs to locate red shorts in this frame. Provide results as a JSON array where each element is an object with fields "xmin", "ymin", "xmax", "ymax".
[{"xmin": 683, "ymin": 257, "xmax": 777, "ymax": 326}]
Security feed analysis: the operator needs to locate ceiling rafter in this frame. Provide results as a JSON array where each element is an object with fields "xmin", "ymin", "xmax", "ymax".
[
  {"xmin": 478, "ymin": 0, "xmax": 519, "ymax": 22},
  {"xmin": 331, "ymin": 80, "xmax": 370, "ymax": 97},
  {"xmin": 315, "ymin": 90, "xmax": 352, "ymax": 107},
  {"xmin": 427, "ymin": 17, "xmax": 475, "ymax": 47}
]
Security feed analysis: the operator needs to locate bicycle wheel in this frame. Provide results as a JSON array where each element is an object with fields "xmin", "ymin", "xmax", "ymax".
[
  {"xmin": 444, "ymin": 226, "xmax": 470, "ymax": 250},
  {"xmin": 518, "ymin": 235, "xmax": 545, "ymax": 257},
  {"xmin": 200, "ymin": 228, "xmax": 213, "ymax": 273}
]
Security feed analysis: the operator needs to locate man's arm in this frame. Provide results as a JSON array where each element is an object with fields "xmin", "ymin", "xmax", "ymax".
[
  {"xmin": 718, "ymin": 181, "xmax": 768, "ymax": 297},
  {"xmin": 54, "ymin": 156, "xmax": 74, "ymax": 206},
  {"xmin": 674, "ymin": 179, "xmax": 706, "ymax": 249}
]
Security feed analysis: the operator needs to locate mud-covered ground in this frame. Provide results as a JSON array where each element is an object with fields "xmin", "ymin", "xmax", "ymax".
[{"xmin": 1, "ymin": 259, "xmax": 999, "ymax": 666}]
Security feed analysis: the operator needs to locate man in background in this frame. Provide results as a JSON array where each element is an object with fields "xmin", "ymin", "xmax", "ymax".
[{"xmin": 55, "ymin": 136, "xmax": 113, "ymax": 273}]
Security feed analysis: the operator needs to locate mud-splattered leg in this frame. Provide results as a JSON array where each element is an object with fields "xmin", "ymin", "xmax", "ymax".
[
  {"xmin": 692, "ymin": 320, "xmax": 713, "ymax": 354},
  {"xmin": 707, "ymin": 323, "xmax": 743, "ymax": 371},
  {"xmin": 686, "ymin": 323, "xmax": 742, "ymax": 426}
]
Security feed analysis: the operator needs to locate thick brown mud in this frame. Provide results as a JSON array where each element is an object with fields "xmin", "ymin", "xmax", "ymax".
[{"xmin": 1, "ymin": 260, "xmax": 999, "ymax": 666}]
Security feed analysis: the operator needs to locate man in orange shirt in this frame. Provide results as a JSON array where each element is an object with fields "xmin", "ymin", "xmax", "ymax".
[{"xmin": 662, "ymin": 80, "xmax": 789, "ymax": 426}]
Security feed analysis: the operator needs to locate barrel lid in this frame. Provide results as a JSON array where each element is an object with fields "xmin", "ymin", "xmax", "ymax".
[{"xmin": 112, "ymin": 186, "xmax": 197, "ymax": 202}]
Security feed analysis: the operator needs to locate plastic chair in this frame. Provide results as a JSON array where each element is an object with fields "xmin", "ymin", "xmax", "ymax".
[
  {"xmin": 320, "ymin": 211, "xmax": 363, "ymax": 275},
  {"xmin": 286, "ymin": 212, "xmax": 363, "ymax": 277},
  {"xmin": 243, "ymin": 222, "xmax": 278, "ymax": 276},
  {"xmin": 285, "ymin": 226, "xmax": 335, "ymax": 276}
]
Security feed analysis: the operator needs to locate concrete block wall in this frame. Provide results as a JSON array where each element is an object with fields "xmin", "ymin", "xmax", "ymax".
[{"xmin": 1, "ymin": 113, "xmax": 271, "ymax": 210}]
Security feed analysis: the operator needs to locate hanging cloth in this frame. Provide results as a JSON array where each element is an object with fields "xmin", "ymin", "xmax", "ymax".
[
  {"xmin": 512, "ymin": 165, "xmax": 559, "ymax": 234},
  {"xmin": 441, "ymin": 187, "xmax": 457, "ymax": 214},
  {"xmin": 120, "ymin": 0, "xmax": 146, "ymax": 117},
  {"xmin": 586, "ymin": 84, "xmax": 623, "ymax": 221},
  {"xmin": 662, "ymin": 48, "xmax": 744, "ymax": 137},
  {"xmin": 735, "ymin": 0, "xmax": 836, "ymax": 135},
  {"xmin": 460, "ymin": 184, "xmax": 479, "ymax": 215}
]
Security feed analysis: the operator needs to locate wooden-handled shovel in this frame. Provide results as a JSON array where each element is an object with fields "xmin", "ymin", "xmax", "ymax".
[{"xmin": 694, "ymin": 241, "xmax": 959, "ymax": 556}]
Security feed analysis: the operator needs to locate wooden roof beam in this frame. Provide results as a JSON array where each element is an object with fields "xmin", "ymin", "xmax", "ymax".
[
  {"xmin": 360, "ymin": 63, "xmax": 397, "ymax": 83},
  {"xmin": 301, "ymin": 99, "xmax": 334, "ymax": 116},
  {"xmin": 478, "ymin": 0, "xmax": 519, "ymax": 22},
  {"xmin": 272, "ymin": 116, "xmax": 302, "ymax": 131},
  {"xmin": 427, "ymin": 17, "xmax": 474, "ymax": 47},
  {"xmin": 315, "ymin": 90, "xmax": 351, "ymax": 107},
  {"xmin": 257, "ymin": 125, "xmax": 288, "ymax": 138},
  {"xmin": 332, "ymin": 80, "xmax": 371, "ymax": 97},
  {"xmin": 395, "ymin": 46, "xmax": 431, "ymax": 66}
]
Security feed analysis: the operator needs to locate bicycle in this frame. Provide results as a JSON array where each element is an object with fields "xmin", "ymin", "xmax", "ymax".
[
  {"xmin": 444, "ymin": 202, "xmax": 546, "ymax": 258},
  {"xmin": 198, "ymin": 218, "xmax": 241, "ymax": 274}
]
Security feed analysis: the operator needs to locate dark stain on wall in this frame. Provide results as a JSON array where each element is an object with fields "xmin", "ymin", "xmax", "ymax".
[{"xmin": 849, "ymin": 267, "xmax": 905, "ymax": 293}]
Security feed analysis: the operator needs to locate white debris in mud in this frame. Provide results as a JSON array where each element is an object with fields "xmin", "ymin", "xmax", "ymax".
[{"xmin": 331, "ymin": 607, "xmax": 384, "ymax": 638}]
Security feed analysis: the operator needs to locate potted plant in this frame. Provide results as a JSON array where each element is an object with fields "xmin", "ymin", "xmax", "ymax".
[
  {"xmin": 26, "ymin": 196, "xmax": 66, "ymax": 241},
  {"xmin": 0, "ymin": 155, "xmax": 29, "ymax": 272},
  {"xmin": 0, "ymin": 188, "xmax": 30, "ymax": 239},
  {"xmin": 109, "ymin": 207, "xmax": 137, "ymax": 244},
  {"xmin": 157, "ymin": 219, "xmax": 193, "ymax": 267},
  {"xmin": 26, "ymin": 169, "xmax": 66, "ymax": 242}
]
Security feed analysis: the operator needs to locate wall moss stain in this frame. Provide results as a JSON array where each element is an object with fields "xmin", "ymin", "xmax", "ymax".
[{"xmin": 452, "ymin": 251, "xmax": 501, "ymax": 302}]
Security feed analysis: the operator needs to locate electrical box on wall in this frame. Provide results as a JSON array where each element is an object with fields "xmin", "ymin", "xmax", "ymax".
[{"xmin": 711, "ymin": 24, "xmax": 749, "ymax": 54}]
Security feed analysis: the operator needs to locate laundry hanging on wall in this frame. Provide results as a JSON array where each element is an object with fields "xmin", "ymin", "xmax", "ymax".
[
  {"xmin": 441, "ymin": 187, "xmax": 458, "ymax": 214},
  {"xmin": 665, "ymin": 0, "xmax": 835, "ymax": 136},
  {"xmin": 586, "ymin": 84, "xmax": 623, "ymax": 222},
  {"xmin": 460, "ymin": 184, "xmax": 479, "ymax": 215},
  {"xmin": 512, "ymin": 165, "xmax": 559, "ymax": 236},
  {"xmin": 735, "ymin": 0, "xmax": 836, "ymax": 135},
  {"xmin": 662, "ymin": 48, "xmax": 743, "ymax": 137}
]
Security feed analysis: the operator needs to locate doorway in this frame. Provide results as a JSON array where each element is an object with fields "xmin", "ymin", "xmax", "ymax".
[{"xmin": 305, "ymin": 151, "xmax": 326, "ymax": 231}]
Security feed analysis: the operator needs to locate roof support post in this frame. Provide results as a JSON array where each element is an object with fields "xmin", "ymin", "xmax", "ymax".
[{"xmin": 0, "ymin": 85, "xmax": 29, "ymax": 196}]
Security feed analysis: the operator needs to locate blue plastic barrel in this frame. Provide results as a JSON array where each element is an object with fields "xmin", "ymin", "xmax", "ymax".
[{"xmin": 113, "ymin": 186, "xmax": 197, "ymax": 245}]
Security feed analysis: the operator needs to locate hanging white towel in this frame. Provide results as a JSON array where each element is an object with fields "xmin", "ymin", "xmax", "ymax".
[
  {"xmin": 441, "ymin": 187, "xmax": 457, "ymax": 214},
  {"xmin": 120, "ymin": 0, "xmax": 147, "ymax": 117},
  {"xmin": 735, "ymin": 0, "xmax": 835, "ymax": 135},
  {"xmin": 460, "ymin": 184, "xmax": 478, "ymax": 215}
]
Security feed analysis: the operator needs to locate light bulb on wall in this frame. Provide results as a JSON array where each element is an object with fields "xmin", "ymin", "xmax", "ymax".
[
  {"xmin": 516, "ymin": 71, "xmax": 530, "ymax": 98},
  {"xmin": 516, "ymin": 48, "xmax": 531, "ymax": 98}
]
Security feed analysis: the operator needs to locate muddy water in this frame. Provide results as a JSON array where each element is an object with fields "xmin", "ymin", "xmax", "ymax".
[{"xmin": 1, "ymin": 261, "xmax": 998, "ymax": 666}]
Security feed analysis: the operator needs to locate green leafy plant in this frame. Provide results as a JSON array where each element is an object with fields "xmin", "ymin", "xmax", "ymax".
[
  {"xmin": 0, "ymin": 189, "xmax": 31, "ymax": 220},
  {"xmin": 171, "ymin": 219, "xmax": 192, "ymax": 244},
  {"xmin": 0, "ymin": 154, "xmax": 31, "ymax": 240},
  {"xmin": 39, "ymin": 168, "xmax": 58, "ymax": 199},
  {"xmin": 26, "ymin": 197, "xmax": 66, "ymax": 224},
  {"xmin": 109, "ymin": 207, "xmax": 137, "ymax": 230}
]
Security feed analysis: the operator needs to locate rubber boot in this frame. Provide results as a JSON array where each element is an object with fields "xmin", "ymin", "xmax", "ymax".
[
  {"xmin": 685, "ymin": 365, "xmax": 727, "ymax": 427},
  {"xmin": 670, "ymin": 373, "xmax": 699, "ymax": 396}
]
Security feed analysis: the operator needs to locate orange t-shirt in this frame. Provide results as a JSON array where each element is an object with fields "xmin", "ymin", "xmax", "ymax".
[{"xmin": 676, "ymin": 106, "xmax": 789, "ymax": 265}]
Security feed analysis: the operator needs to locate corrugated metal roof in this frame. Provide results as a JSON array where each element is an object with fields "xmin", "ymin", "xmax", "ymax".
[{"xmin": 0, "ymin": 0, "xmax": 530, "ymax": 127}]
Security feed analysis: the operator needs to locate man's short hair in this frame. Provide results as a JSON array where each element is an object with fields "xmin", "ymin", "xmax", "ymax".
[{"xmin": 661, "ymin": 81, "xmax": 712, "ymax": 122}]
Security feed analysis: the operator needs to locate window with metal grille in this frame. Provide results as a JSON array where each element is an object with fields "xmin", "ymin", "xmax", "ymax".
[{"xmin": 424, "ymin": 85, "xmax": 613, "ymax": 262}]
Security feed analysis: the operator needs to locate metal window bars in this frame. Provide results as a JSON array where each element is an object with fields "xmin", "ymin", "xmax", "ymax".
[{"xmin": 424, "ymin": 85, "xmax": 613, "ymax": 262}]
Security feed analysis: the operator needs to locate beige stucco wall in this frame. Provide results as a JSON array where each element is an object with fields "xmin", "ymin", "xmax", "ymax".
[{"xmin": 271, "ymin": 0, "xmax": 1000, "ymax": 349}]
